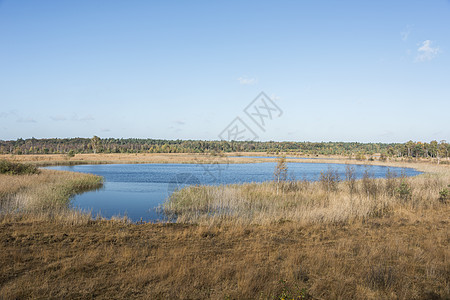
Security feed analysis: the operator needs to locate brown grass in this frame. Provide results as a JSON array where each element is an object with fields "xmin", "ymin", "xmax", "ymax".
[
  {"xmin": 0, "ymin": 169, "xmax": 103, "ymax": 224},
  {"xmin": 2, "ymin": 152, "xmax": 447, "ymax": 171},
  {"xmin": 0, "ymin": 158, "xmax": 448, "ymax": 299},
  {"xmin": 0, "ymin": 210, "xmax": 448, "ymax": 299},
  {"xmin": 0, "ymin": 152, "xmax": 268, "ymax": 166},
  {"xmin": 164, "ymin": 163, "xmax": 449, "ymax": 226}
]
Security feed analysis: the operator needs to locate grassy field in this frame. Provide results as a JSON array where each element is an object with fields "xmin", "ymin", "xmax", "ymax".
[
  {"xmin": 1, "ymin": 151, "xmax": 447, "ymax": 166},
  {"xmin": 0, "ymin": 157, "xmax": 448, "ymax": 299},
  {"xmin": 1, "ymin": 211, "xmax": 448, "ymax": 299},
  {"xmin": 164, "ymin": 162, "xmax": 449, "ymax": 226},
  {"xmin": 0, "ymin": 152, "xmax": 265, "ymax": 166},
  {"xmin": 0, "ymin": 166, "xmax": 103, "ymax": 224}
]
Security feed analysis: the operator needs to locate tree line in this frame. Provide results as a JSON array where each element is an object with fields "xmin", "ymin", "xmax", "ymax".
[{"xmin": 0, "ymin": 137, "xmax": 448, "ymax": 159}]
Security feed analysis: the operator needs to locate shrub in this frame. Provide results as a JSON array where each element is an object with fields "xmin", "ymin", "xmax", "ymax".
[
  {"xmin": 438, "ymin": 186, "xmax": 449, "ymax": 203},
  {"xmin": 396, "ymin": 181, "xmax": 412, "ymax": 202},
  {"xmin": 362, "ymin": 166, "xmax": 378, "ymax": 198},
  {"xmin": 274, "ymin": 279, "xmax": 310, "ymax": 300},
  {"xmin": 0, "ymin": 160, "xmax": 39, "ymax": 175},
  {"xmin": 279, "ymin": 173, "xmax": 301, "ymax": 193},
  {"xmin": 385, "ymin": 168, "xmax": 398, "ymax": 197},
  {"xmin": 356, "ymin": 153, "xmax": 365, "ymax": 161},
  {"xmin": 274, "ymin": 156, "xmax": 288, "ymax": 183},
  {"xmin": 319, "ymin": 167, "xmax": 340, "ymax": 192},
  {"xmin": 67, "ymin": 150, "xmax": 75, "ymax": 158},
  {"xmin": 345, "ymin": 164, "xmax": 356, "ymax": 194}
]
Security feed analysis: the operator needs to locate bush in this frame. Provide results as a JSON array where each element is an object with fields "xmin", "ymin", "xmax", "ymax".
[
  {"xmin": 274, "ymin": 156, "xmax": 288, "ymax": 183},
  {"xmin": 438, "ymin": 186, "xmax": 449, "ymax": 203},
  {"xmin": 396, "ymin": 181, "xmax": 412, "ymax": 202},
  {"xmin": 0, "ymin": 160, "xmax": 39, "ymax": 175},
  {"xmin": 385, "ymin": 168, "xmax": 398, "ymax": 197},
  {"xmin": 319, "ymin": 167, "xmax": 340, "ymax": 192},
  {"xmin": 355, "ymin": 153, "xmax": 366, "ymax": 161},
  {"xmin": 345, "ymin": 164, "xmax": 356, "ymax": 194},
  {"xmin": 362, "ymin": 166, "xmax": 378, "ymax": 198},
  {"xmin": 67, "ymin": 150, "xmax": 75, "ymax": 158}
]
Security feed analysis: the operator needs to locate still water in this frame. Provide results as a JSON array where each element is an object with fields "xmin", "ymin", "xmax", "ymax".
[{"xmin": 46, "ymin": 163, "xmax": 421, "ymax": 222}]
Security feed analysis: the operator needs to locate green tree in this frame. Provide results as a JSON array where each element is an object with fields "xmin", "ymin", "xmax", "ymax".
[
  {"xmin": 438, "ymin": 140, "xmax": 448, "ymax": 162},
  {"xmin": 91, "ymin": 136, "xmax": 101, "ymax": 154},
  {"xmin": 405, "ymin": 140, "xmax": 415, "ymax": 157},
  {"xmin": 274, "ymin": 155, "xmax": 288, "ymax": 183},
  {"xmin": 429, "ymin": 140, "xmax": 438, "ymax": 158},
  {"xmin": 67, "ymin": 149, "xmax": 75, "ymax": 158}
]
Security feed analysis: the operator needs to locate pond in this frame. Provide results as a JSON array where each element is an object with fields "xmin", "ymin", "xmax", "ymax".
[{"xmin": 46, "ymin": 163, "xmax": 421, "ymax": 222}]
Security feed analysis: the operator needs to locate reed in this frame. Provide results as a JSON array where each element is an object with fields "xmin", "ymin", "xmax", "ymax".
[
  {"xmin": 0, "ymin": 167, "xmax": 103, "ymax": 224},
  {"xmin": 0, "ymin": 159, "xmax": 39, "ymax": 175},
  {"xmin": 0, "ymin": 160, "xmax": 448, "ymax": 299},
  {"xmin": 164, "ymin": 163, "xmax": 450, "ymax": 225}
]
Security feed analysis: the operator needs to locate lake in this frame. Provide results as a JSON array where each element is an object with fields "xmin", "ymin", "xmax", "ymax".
[{"xmin": 46, "ymin": 162, "xmax": 421, "ymax": 222}]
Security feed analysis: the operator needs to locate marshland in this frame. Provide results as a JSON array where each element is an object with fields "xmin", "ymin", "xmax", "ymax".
[
  {"xmin": 0, "ymin": 151, "xmax": 448, "ymax": 299},
  {"xmin": 1, "ymin": 1, "xmax": 450, "ymax": 299}
]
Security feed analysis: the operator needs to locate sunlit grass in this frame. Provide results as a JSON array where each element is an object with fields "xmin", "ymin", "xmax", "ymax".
[
  {"xmin": 0, "ymin": 159, "xmax": 448, "ymax": 299},
  {"xmin": 164, "ymin": 163, "xmax": 450, "ymax": 225},
  {"xmin": 0, "ymin": 166, "xmax": 103, "ymax": 224}
]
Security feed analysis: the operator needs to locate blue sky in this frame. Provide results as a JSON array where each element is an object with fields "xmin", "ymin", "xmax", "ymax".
[{"xmin": 0, "ymin": 0, "xmax": 449, "ymax": 142}]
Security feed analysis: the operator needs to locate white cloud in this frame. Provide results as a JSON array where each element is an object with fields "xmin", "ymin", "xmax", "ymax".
[
  {"xmin": 50, "ymin": 114, "xmax": 93, "ymax": 121},
  {"xmin": 50, "ymin": 115, "xmax": 67, "ymax": 121},
  {"xmin": 71, "ymin": 114, "xmax": 94, "ymax": 121},
  {"xmin": 0, "ymin": 110, "xmax": 36, "ymax": 123},
  {"xmin": 237, "ymin": 77, "xmax": 257, "ymax": 85},
  {"xmin": 79, "ymin": 115, "xmax": 94, "ymax": 121},
  {"xmin": 169, "ymin": 126, "xmax": 182, "ymax": 132},
  {"xmin": 401, "ymin": 25, "xmax": 412, "ymax": 41},
  {"xmin": 415, "ymin": 40, "xmax": 441, "ymax": 62},
  {"xmin": 17, "ymin": 116, "xmax": 37, "ymax": 123}
]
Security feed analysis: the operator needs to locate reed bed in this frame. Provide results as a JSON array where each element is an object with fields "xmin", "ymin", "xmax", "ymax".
[
  {"xmin": 0, "ymin": 168, "xmax": 103, "ymax": 224},
  {"xmin": 0, "ymin": 160, "xmax": 448, "ymax": 299},
  {"xmin": 164, "ymin": 164, "xmax": 450, "ymax": 226}
]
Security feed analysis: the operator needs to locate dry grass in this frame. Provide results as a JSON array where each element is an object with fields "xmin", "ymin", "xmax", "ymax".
[
  {"xmin": 0, "ymin": 152, "xmax": 269, "ymax": 166},
  {"xmin": 0, "ymin": 158, "xmax": 448, "ymax": 299},
  {"xmin": 2, "ymin": 151, "xmax": 447, "ymax": 168},
  {"xmin": 164, "ymin": 163, "xmax": 450, "ymax": 226},
  {"xmin": 0, "ymin": 210, "xmax": 448, "ymax": 299},
  {"xmin": 0, "ymin": 168, "xmax": 103, "ymax": 224}
]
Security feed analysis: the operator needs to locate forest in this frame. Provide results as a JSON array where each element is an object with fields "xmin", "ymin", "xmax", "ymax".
[{"xmin": 0, "ymin": 137, "xmax": 448, "ymax": 159}]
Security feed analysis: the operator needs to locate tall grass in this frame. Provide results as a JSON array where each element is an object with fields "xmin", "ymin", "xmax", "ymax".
[
  {"xmin": 0, "ymin": 166, "xmax": 103, "ymax": 224},
  {"xmin": 164, "ymin": 164, "xmax": 449, "ymax": 225},
  {"xmin": 0, "ymin": 159, "xmax": 39, "ymax": 175},
  {"xmin": 0, "ymin": 160, "xmax": 448, "ymax": 299}
]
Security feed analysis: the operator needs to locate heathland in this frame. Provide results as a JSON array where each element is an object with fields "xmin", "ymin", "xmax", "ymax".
[{"xmin": 0, "ymin": 154, "xmax": 448, "ymax": 299}]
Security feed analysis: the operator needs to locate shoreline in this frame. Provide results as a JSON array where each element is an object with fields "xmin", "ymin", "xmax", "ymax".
[
  {"xmin": 1, "ymin": 155, "xmax": 448, "ymax": 299},
  {"xmin": 2, "ymin": 152, "xmax": 446, "ymax": 171}
]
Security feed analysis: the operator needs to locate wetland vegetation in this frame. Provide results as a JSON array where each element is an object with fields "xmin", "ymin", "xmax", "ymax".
[{"xmin": 0, "ymin": 157, "xmax": 448, "ymax": 299}]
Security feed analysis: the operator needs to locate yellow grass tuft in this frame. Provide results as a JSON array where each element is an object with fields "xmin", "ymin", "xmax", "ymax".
[
  {"xmin": 164, "ymin": 163, "xmax": 450, "ymax": 226},
  {"xmin": 0, "ymin": 168, "xmax": 103, "ymax": 224}
]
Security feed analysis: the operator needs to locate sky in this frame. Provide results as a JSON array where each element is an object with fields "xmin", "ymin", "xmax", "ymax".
[{"xmin": 0, "ymin": 0, "xmax": 449, "ymax": 143}]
